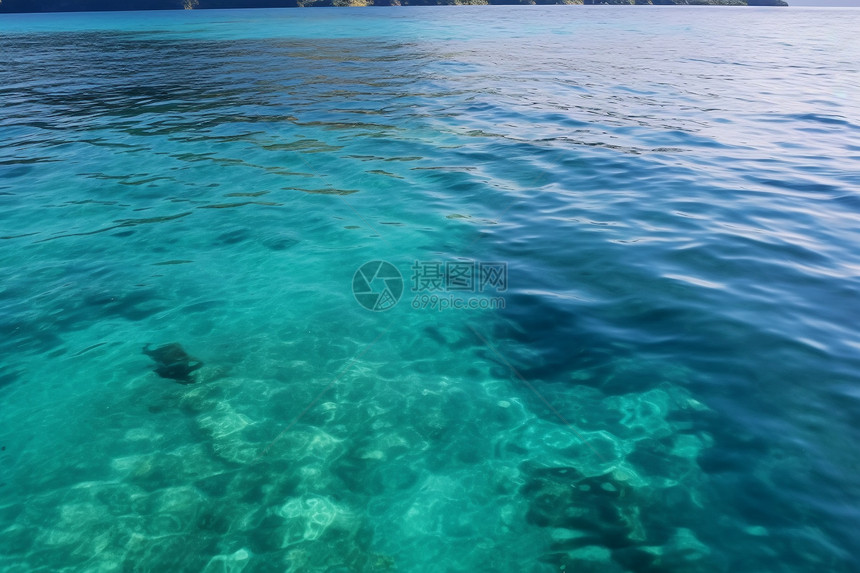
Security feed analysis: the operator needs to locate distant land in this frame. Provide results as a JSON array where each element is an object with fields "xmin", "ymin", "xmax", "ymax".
[{"xmin": 0, "ymin": 0, "xmax": 789, "ymax": 13}]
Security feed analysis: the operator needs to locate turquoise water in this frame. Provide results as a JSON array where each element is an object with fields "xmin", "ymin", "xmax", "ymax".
[{"xmin": 2, "ymin": 6, "xmax": 860, "ymax": 572}]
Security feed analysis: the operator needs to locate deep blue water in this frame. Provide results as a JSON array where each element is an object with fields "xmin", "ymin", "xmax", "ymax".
[{"xmin": 2, "ymin": 6, "xmax": 860, "ymax": 572}]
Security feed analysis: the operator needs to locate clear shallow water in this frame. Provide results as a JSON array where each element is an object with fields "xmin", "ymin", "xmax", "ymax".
[{"xmin": 2, "ymin": 6, "xmax": 860, "ymax": 572}]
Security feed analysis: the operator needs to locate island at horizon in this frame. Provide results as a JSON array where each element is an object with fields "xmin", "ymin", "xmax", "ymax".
[{"xmin": 0, "ymin": 0, "xmax": 790, "ymax": 14}]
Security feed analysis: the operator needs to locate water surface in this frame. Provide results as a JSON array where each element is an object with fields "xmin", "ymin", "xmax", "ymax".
[{"xmin": 2, "ymin": 6, "xmax": 860, "ymax": 572}]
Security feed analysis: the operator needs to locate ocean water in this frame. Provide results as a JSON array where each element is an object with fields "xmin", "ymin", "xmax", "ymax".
[{"xmin": 2, "ymin": 5, "xmax": 860, "ymax": 572}]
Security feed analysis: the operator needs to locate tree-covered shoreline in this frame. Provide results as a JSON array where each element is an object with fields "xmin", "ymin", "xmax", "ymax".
[{"xmin": 0, "ymin": 0, "xmax": 789, "ymax": 13}]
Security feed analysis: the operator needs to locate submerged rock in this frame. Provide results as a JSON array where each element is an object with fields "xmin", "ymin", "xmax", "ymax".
[{"xmin": 143, "ymin": 343, "xmax": 203, "ymax": 384}]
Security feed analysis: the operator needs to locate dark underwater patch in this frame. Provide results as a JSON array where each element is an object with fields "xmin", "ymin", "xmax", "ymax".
[
  {"xmin": 0, "ymin": 368, "xmax": 22, "ymax": 389},
  {"xmin": 143, "ymin": 342, "xmax": 203, "ymax": 384},
  {"xmin": 260, "ymin": 232, "xmax": 299, "ymax": 251}
]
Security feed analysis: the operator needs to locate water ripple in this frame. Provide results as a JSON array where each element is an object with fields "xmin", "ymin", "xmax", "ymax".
[{"xmin": 2, "ymin": 7, "xmax": 860, "ymax": 573}]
